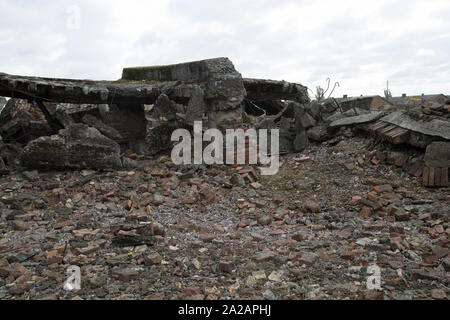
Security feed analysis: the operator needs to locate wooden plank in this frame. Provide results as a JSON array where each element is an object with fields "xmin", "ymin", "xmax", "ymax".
[
  {"xmin": 423, "ymin": 167, "xmax": 429, "ymax": 186},
  {"xmin": 377, "ymin": 125, "xmax": 396, "ymax": 135},
  {"xmin": 373, "ymin": 123, "xmax": 391, "ymax": 133},
  {"xmin": 390, "ymin": 130, "xmax": 410, "ymax": 144},
  {"xmin": 435, "ymin": 168, "xmax": 441, "ymax": 187},
  {"xmin": 441, "ymin": 168, "xmax": 448, "ymax": 187},
  {"xmin": 369, "ymin": 121, "xmax": 388, "ymax": 132},
  {"xmin": 388, "ymin": 127, "xmax": 407, "ymax": 138},
  {"xmin": 383, "ymin": 127, "xmax": 408, "ymax": 144},
  {"xmin": 429, "ymin": 168, "xmax": 435, "ymax": 186}
]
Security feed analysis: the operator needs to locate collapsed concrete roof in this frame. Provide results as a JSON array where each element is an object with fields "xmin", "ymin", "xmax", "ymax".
[{"xmin": 0, "ymin": 58, "xmax": 310, "ymax": 132}]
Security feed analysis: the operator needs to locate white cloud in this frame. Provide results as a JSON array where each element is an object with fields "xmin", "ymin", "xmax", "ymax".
[{"xmin": 417, "ymin": 49, "xmax": 435, "ymax": 57}]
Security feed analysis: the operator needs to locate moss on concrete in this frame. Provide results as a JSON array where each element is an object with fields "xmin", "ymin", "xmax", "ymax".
[{"xmin": 122, "ymin": 65, "xmax": 174, "ymax": 81}]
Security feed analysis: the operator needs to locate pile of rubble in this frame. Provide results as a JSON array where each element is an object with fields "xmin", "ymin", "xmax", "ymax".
[
  {"xmin": 0, "ymin": 57, "xmax": 448, "ymax": 187},
  {"xmin": 0, "ymin": 58, "xmax": 311, "ymax": 171},
  {"xmin": 0, "ymin": 57, "xmax": 448, "ymax": 300}
]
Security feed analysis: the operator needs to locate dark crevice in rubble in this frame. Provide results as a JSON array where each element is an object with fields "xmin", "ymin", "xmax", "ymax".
[
  {"xmin": 35, "ymin": 99, "xmax": 64, "ymax": 134},
  {"xmin": 243, "ymin": 99, "xmax": 285, "ymax": 117}
]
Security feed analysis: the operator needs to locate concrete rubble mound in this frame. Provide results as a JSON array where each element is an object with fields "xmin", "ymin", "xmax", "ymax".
[
  {"xmin": 0, "ymin": 57, "xmax": 448, "ymax": 182},
  {"xmin": 0, "ymin": 57, "xmax": 313, "ymax": 166}
]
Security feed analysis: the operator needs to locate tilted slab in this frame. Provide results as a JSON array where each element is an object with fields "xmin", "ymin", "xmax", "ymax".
[
  {"xmin": 0, "ymin": 72, "xmax": 172, "ymax": 105},
  {"xmin": 329, "ymin": 112, "xmax": 386, "ymax": 128},
  {"xmin": 243, "ymin": 78, "xmax": 310, "ymax": 104},
  {"xmin": 380, "ymin": 111, "xmax": 450, "ymax": 140}
]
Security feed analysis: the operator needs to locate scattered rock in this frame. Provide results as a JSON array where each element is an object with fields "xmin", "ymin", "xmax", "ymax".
[
  {"xmin": 144, "ymin": 253, "xmax": 162, "ymax": 266},
  {"xmin": 112, "ymin": 268, "xmax": 139, "ymax": 282},
  {"xmin": 431, "ymin": 289, "xmax": 447, "ymax": 300}
]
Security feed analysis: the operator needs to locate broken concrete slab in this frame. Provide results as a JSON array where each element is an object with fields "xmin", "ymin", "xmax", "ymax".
[
  {"xmin": 425, "ymin": 142, "xmax": 450, "ymax": 168},
  {"xmin": 243, "ymin": 78, "xmax": 310, "ymax": 104},
  {"xmin": 0, "ymin": 58, "xmax": 315, "ymax": 160},
  {"xmin": 293, "ymin": 130, "xmax": 309, "ymax": 152},
  {"xmin": 54, "ymin": 108, "xmax": 76, "ymax": 129},
  {"xmin": 122, "ymin": 57, "xmax": 246, "ymax": 129},
  {"xmin": 325, "ymin": 107, "xmax": 370, "ymax": 123},
  {"xmin": 307, "ymin": 126, "xmax": 330, "ymax": 142},
  {"xmin": 380, "ymin": 111, "xmax": 450, "ymax": 140},
  {"xmin": 146, "ymin": 123, "xmax": 182, "ymax": 156},
  {"xmin": 81, "ymin": 114, "xmax": 123, "ymax": 142},
  {"xmin": 305, "ymin": 102, "xmax": 322, "ymax": 120},
  {"xmin": 298, "ymin": 111, "xmax": 317, "ymax": 129},
  {"xmin": 20, "ymin": 124, "xmax": 123, "ymax": 170},
  {"xmin": 152, "ymin": 94, "xmax": 178, "ymax": 121},
  {"xmin": 0, "ymin": 72, "xmax": 165, "ymax": 105},
  {"xmin": 329, "ymin": 112, "xmax": 387, "ymax": 128},
  {"xmin": 185, "ymin": 86, "xmax": 205, "ymax": 126},
  {"xmin": 55, "ymin": 103, "xmax": 147, "ymax": 144}
]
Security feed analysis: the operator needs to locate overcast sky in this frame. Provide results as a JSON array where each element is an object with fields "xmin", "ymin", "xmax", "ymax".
[{"xmin": 0, "ymin": 0, "xmax": 449, "ymax": 98}]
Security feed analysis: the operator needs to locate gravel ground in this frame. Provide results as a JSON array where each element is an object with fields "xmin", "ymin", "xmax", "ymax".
[{"xmin": 0, "ymin": 135, "xmax": 448, "ymax": 300}]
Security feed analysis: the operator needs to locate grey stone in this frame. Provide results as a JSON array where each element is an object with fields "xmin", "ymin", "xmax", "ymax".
[
  {"xmin": 325, "ymin": 107, "xmax": 370, "ymax": 123},
  {"xmin": 111, "ymin": 268, "xmax": 139, "ymax": 282},
  {"xmin": 329, "ymin": 112, "xmax": 386, "ymax": 128},
  {"xmin": 425, "ymin": 142, "xmax": 450, "ymax": 168},
  {"xmin": 299, "ymin": 252, "xmax": 319, "ymax": 266},
  {"xmin": 0, "ymin": 156, "xmax": 6, "ymax": 175},
  {"xmin": 443, "ymin": 257, "xmax": 450, "ymax": 271},
  {"xmin": 263, "ymin": 289, "xmax": 277, "ymax": 300},
  {"xmin": 186, "ymin": 86, "xmax": 206, "ymax": 125},
  {"xmin": 20, "ymin": 124, "xmax": 123, "ymax": 169},
  {"xmin": 299, "ymin": 112, "xmax": 317, "ymax": 129},
  {"xmin": 208, "ymin": 107, "xmax": 243, "ymax": 129},
  {"xmin": 307, "ymin": 126, "xmax": 330, "ymax": 142},
  {"xmin": 231, "ymin": 173, "xmax": 246, "ymax": 187},
  {"xmin": 279, "ymin": 130, "xmax": 295, "ymax": 153},
  {"xmin": 153, "ymin": 94, "xmax": 177, "ymax": 121},
  {"xmin": 122, "ymin": 157, "xmax": 137, "ymax": 169},
  {"xmin": 146, "ymin": 123, "xmax": 179, "ymax": 156},
  {"xmin": 293, "ymin": 130, "xmax": 309, "ymax": 152},
  {"xmin": 321, "ymin": 100, "xmax": 338, "ymax": 113},
  {"xmin": 279, "ymin": 117, "xmax": 292, "ymax": 132},
  {"xmin": 258, "ymin": 119, "xmax": 277, "ymax": 130},
  {"xmin": 243, "ymin": 78, "xmax": 310, "ymax": 104},
  {"xmin": 54, "ymin": 108, "xmax": 75, "ymax": 128},
  {"xmin": 81, "ymin": 114, "xmax": 123, "ymax": 141},
  {"xmin": 305, "ymin": 102, "xmax": 322, "ymax": 120},
  {"xmin": 257, "ymin": 215, "xmax": 272, "ymax": 226},
  {"xmin": 130, "ymin": 140, "xmax": 150, "ymax": 155}
]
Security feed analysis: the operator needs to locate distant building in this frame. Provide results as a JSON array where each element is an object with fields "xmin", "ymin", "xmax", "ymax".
[
  {"xmin": 335, "ymin": 95, "xmax": 392, "ymax": 112},
  {"xmin": 388, "ymin": 94, "xmax": 449, "ymax": 107}
]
